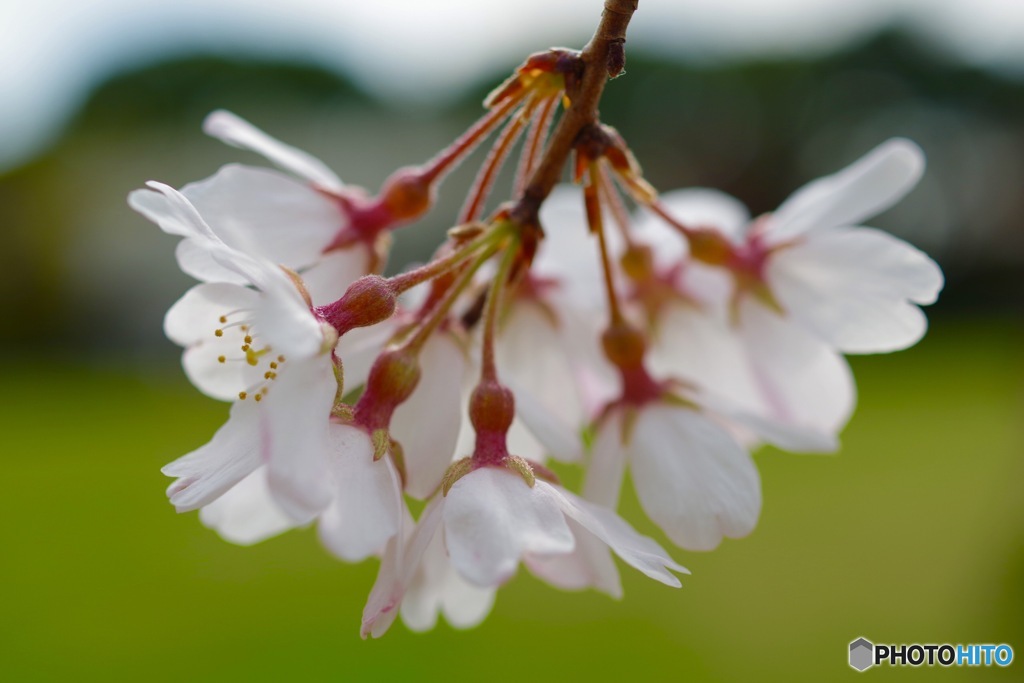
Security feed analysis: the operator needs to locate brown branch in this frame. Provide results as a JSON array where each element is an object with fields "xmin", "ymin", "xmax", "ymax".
[{"xmin": 511, "ymin": 0, "xmax": 638, "ymax": 225}]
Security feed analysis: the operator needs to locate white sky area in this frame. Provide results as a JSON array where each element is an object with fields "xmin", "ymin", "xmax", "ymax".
[{"xmin": 1, "ymin": 0, "xmax": 1023, "ymax": 170}]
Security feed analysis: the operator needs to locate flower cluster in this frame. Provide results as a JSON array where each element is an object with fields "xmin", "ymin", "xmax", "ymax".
[{"xmin": 131, "ymin": 19, "xmax": 942, "ymax": 637}]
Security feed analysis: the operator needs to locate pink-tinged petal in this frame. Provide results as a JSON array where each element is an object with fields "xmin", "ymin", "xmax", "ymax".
[
  {"xmin": 526, "ymin": 518, "xmax": 623, "ymax": 598},
  {"xmin": 362, "ymin": 499, "xmax": 444, "ymax": 639},
  {"xmin": 769, "ymin": 227, "xmax": 943, "ymax": 353},
  {"xmin": 737, "ymin": 299, "xmax": 856, "ymax": 438},
  {"xmin": 583, "ymin": 412, "xmax": 628, "ymax": 508},
  {"xmin": 444, "ymin": 468, "xmax": 574, "ymax": 587},
  {"xmin": 635, "ymin": 188, "xmax": 751, "ymax": 256},
  {"xmin": 391, "ymin": 334, "xmax": 466, "ymax": 499},
  {"xmin": 401, "ymin": 519, "xmax": 496, "ymax": 631},
  {"xmin": 262, "ymin": 354, "xmax": 336, "ymax": 521},
  {"xmin": 203, "ymin": 110, "xmax": 344, "ymax": 192},
  {"xmin": 162, "ymin": 399, "xmax": 262, "ymax": 512},
  {"xmin": 550, "ymin": 484, "xmax": 689, "ymax": 587},
  {"xmin": 769, "ymin": 138, "xmax": 925, "ymax": 242},
  {"xmin": 301, "ymin": 248, "xmax": 370, "ymax": 307},
  {"xmin": 630, "ymin": 404, "xmax": 761, "ymax": 551},
  {"xmin": 318, "ymin": 423, "xmax": 403, "ymax": 562},
  {"xmin": 360, "ymin": 533, "xmax": 404, "ymax": 639},
  {"xmin": 199, "ymin": 466, "xmax": 299, "ymax": 545},
  {"xmin": 128, "ymin": 181, "xmax": 220, "ymax": 241},
  {"xmin": 182, "ymin": 164, "xmax": 343, "ymax": 270}
]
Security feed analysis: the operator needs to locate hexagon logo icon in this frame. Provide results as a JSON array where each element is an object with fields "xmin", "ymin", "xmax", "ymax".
[{"xmin": 850, "ymin": 638, "xmax": 874, "ymax": 671}]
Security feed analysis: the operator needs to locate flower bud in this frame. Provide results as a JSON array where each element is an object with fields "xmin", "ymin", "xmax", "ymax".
[{"xmin": 316, "ymin": 275, "xmax": 397, "ymax": 336}]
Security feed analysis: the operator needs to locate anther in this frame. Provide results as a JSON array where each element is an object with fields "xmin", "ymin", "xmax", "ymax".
[
  {"xmin": 215, "ymin": 329, "xmax": 224, "ymax": 337},
  {"xmin": 254, "ymin": 394, "xmax": 263, "ymax": 402},
  {"xmin": 217, "ymin": 356, "xmax": 226, "ymax": 364},
  {"xmin": 218, "ymin": 315, "xmax": 228, "ymax": 324},
  {"xmin": 244, "ymin": 335, "xmax": 253, "ymax": 344},
  {"xmin": 269, "ymin": 362, "xmax": 278, "ymax": 369},
  {"xmin": 238, "ymin": 391, "xmax": 247, "ymax": 400}
]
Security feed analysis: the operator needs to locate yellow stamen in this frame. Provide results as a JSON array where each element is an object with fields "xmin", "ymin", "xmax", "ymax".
[{"xmin": 238, "ymin": 391, "xmax": 247, "ymax": 400}]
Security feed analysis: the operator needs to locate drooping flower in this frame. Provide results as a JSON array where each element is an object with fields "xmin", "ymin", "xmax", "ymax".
[{"xmin": 361, "ymin": 466, "xmax": 688, "ymax": 638}]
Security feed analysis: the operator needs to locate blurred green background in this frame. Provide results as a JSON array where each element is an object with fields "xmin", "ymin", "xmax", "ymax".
[{"xmin": 1, "ymin": 3, "xmax": 1022, "ymax": 681}]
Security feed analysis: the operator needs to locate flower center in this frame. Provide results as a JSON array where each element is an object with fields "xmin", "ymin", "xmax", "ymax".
[{"xmin": 210, "ymin": 309, "xmax": 287, "ymax": 402}]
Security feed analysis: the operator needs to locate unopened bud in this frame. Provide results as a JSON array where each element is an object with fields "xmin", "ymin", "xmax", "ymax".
[{"xmin": 316, "ymin": 275, "xmax": 397, "ymax": 336}]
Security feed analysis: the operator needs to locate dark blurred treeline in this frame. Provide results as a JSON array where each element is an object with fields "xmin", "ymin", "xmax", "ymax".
[{"xmin": 1, "ymin": 28, "xmax": 1021, "ymax": 353}]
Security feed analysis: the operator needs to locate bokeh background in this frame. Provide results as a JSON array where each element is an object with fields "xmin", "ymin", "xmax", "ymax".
[{"xmin": 1, "ymin": 0, "xmax": 1021, "ymax": 680}]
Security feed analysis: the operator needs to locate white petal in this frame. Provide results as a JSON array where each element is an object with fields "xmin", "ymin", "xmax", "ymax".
[
  {"xmin": 301, "ymin": 247, "xmax": 370, "ymax": 307},
  {"xmin": 318, "ymin": 424, "xmax": 403, "ymax": 562},
  {"xmin": 499, "ymin": 303, "xmax": 585, "ymax": 431},
  {"xmin": 164, "ymin": 282, "xmax": 258, "ymax": 346},
  {"xmin": 401, "ymin": 519, "xmax": 496, "ymax": 631},
  {"xmin": 199, "ymin": 466, "xmax": 299, "ymax": 544},
  {"xmin": 525, "ymin": 518, "xmax": 623, "ymax": 598},
  {"xmin": 737, "ymin": 299, "xmax": 856, "ymax": 437},
  {"xmin": 534, "ymin": 186, "xmax": 604, "ymax": 310},
  {"xmin": 262, "ymin": 354, "xmax": 336, "ymax": 520},
  {"xmin": 551, "ymin": 484, "xmax": 689, "ymax": 587},
  {"xmin": 162, "ymin": 399, "xmax": 262, "ymax": 512},
  {"xmin": 704, "ymin": 396, "xmax": 839, "ymax": 454},
  {"xmin": 630, "ymin": 404, "xmax": 761, "ymax": 551},
  {"xmin": 583, "ymin": 412, "xmax": 628, "ymax": 508},
  {"xmin": 174, "ymin": 238, "xmax": 249, "ymax": 285},
  {"xmin": 203, "ymin": 110, "xmax": 344, "ymax": 192},
  {"xmin": 390, "ymin": 334, "xmax": 467, "ymax": 499},
  {"xmin": 128, "ymin": 181, "xmax": 220, "ymax": 241},
  {"xmin": 182, "ymin": 164, "xmax": 343, "ymax": 269},
  {"xmin": 647, "ymin": 302, "xmax": 764, "ymax": 416},
  {"xmin": 255, "ymin": 276, "xmax": 324, "ymax": 360},
  {"xmin": 770, "ymin": 138, "xmax": 925, "ymax": 242},
  {"xmin": 769, "ymin": 227, "xmax": 943, "ymax": 353},
  {"xmin": 362, "ymin": 498, "xmax": 444, "ymax": 639},
  {"xmin": 444, "ymin": 468, "xmax": 574, "ymax": 587},
  {"xmin": 510, "ymin": 381, "xmax": 582, "ymax": 464}
]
